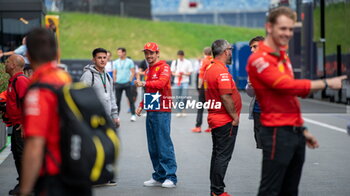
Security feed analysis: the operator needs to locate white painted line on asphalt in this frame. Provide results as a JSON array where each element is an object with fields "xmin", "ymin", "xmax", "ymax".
[
  {"xmin": 303, "ymin": 117, "xmax": 347, "ymax": 134},
  {"xmin": 302, "ymin": 98, "xmax": 346, "ymax": 109},
  {"xmin": 0, "ymin": 144, "xmax": 11, "ymax": 165}
]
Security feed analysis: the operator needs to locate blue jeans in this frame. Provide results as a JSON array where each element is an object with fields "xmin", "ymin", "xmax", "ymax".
[
  {"xmin": 146, "ymin": 112, "xmax": 177, "ymax": 183},
  {"xmin": 173, "ymin": 82, "xmax": 189, "ymax": 112}
]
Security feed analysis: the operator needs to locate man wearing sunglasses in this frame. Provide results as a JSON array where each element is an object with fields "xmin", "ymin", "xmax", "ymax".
[{"xmin": 203, "ymin": 40, "xmax": 242, "ymax": 196}]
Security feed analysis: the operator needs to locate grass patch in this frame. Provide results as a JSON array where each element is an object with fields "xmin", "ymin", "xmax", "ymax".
[
  {"xmin": 314, "ymin": 2, "xmax": 350, "ymax": 55},
  {"xmin": 56, "ymin": 12, "xmax": 264, "ymax": 59},
  {"xmin": 0, "ymin": 63, "xmax": 9, "ymax": 93}
]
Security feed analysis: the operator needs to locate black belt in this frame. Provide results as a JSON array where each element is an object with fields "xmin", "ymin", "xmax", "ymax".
[{"xmin": 279, "ymin": 126, "xmax": 307, "ymax": 134}]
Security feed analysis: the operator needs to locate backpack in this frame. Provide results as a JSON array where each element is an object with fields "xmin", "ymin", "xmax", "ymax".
[
  {"xmin": 12, "ymin": 74, "xmax": 29, "ymax": 108},
  {"xmin": 90, "ymin": 70, "xmax": 111, "ymax": 87},
  {"xmin": 28, "ymin": 82, "xmax": 120, "ymax": 186}
]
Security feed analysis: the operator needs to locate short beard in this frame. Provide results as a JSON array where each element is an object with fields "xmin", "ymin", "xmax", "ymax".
[{"xmin": 226, "ymin": 55, "xmax": 232, "ymax": 65}]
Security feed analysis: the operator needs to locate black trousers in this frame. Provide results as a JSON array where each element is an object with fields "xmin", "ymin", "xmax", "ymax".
[
  {"xmin": 34, "ymin": 176, "xmax": 91, "ymax": 196},
  {"xmin": 210, "ymin": 123, "xmax": 238, "ymax": 195},
  {"xmin": 11, "ymin": 124, "xmax": 24, "ymax": 183},
  {"xmin": 115, "ymin": 82, "xmax": 135, "ymax": 115},
  {"xmin": 258, "ymin": 126, "xmax": 306, "ymax": 196},
  {"xmin": 195, "ymin": 87, "xmax": 205, "ymax": 127},
  {"xmin": 253, "ymin": 112, "xmax": 263, "ymax": 149}
]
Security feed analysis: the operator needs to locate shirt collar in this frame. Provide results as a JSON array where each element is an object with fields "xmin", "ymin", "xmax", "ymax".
[
  {"xmin": 212, "ymin": 59, "xmax": 227, "ymax": 69},
  {"xmin": 259, "ymin": 41, "xmax": 289, "ymax": 58},
  {"xmin": 31, "ymin": 61, "xmax": 57, "ymax": 82}
]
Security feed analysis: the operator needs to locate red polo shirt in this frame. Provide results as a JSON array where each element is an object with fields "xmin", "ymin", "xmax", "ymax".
[
  {"xmin": 24, "ymin": 62, "xmax": 72, "ymax": 175},
  {"xmin": 198, "ymin": 56, "xmax": 213, "ymax": 79},
  {"xmin": 139, "ymin": 60, "xmax": 172, "ymax": 112},
  {"xmin": 246, "ymin": 42, "xmax": 311, "ymax": 127},
  {"xmin": 203, "ymin": 59, "xmax": 242, "ymax": 129},
  {"xmin": 6, "ymin": 72, "xmax": 30, "ymax": 125}
]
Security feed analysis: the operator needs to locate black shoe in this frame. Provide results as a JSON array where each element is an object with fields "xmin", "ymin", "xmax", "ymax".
[
  {"xmin": 107, "ymin": 180, "xmax": 117, "ymax": 186},
  {"xmin": 9, "ymin": 184, "xmax": 20, "ymax": 195},
  {"xmin": 93, "ymin": 180, "xmax": 117, "ymax": 187}
]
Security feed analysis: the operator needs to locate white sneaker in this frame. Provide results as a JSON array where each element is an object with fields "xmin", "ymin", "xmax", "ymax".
[
  {"xmin": 130, "ymin": 115, "xmax": 136, "ymax": 122},
  {"xmin": 176, "ymin": 113, "xmax": 181, "ymax": 118},
  {"xmin": 162, "ymin": 179, "xmax": 176, "ymax": 188},
  {"xmin": 143, "ymin": 178, "xmax": 162, "ymax": 187}
]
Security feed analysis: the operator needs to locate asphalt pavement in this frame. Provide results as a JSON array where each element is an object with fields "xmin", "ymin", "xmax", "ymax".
[{"xmin": 1, "ymin": 91, "xmax": 350, "ymax": 196}]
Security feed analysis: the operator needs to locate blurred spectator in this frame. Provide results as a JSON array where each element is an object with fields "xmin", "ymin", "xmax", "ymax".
[
  {"xmin": 113, "ymin": 47, "xmax": 137, "ymax": 121},
  {"xmin": 191, "ymin": 47, "xmax": 212, "ymax": 133},
  {"xmin": 4, "ymin": 54, "xmax": 30, "ymax": 195},
  {"xmin": 0, "ymin": 37, "xmax": 30, "ymax": 68},
  {"xmin": 171, "ymin": 50, "xmax": 193, "ymax": 117},
  {"xmin": 105, "ymin": 50, "xmax": 114, "ymax": 78},
  {"xmin": 137, "ymin": 59, "xmax": 148, "ymax": 81},
  {"xmin": 246, "ymin": 35, "xmax": 264, "ymax": 149}
]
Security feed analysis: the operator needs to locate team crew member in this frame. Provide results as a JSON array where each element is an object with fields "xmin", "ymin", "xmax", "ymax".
[
  {"xmin": 203, "ymin": 39, "xmax": 242, "ymax": 196},
  {"xmin": 20, "ymin": 28, "xmax": 91, "ymax": 195},
  {"xmin": 4, "ymin": 54, "xmax": 30, "ymax": 195},
  {"xmin": 246, "ymin": 36, "xmax": 265, "ymax": 149},
  {"xmin": 247, "ymin": 7, "xmax": 346, "ymax": 196},
  {"xmin": 135, "ymin": 42, "xmax": 177, "ymax": 188},
  {"xmin": 191, "ymin": 47, "xmax": 213, "ymax": 133}
]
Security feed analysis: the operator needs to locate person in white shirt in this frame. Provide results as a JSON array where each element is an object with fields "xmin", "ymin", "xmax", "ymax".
[
  {"xmin": 105, "ymin": 51, "xmax": 114, "ymax": 78},
  {"xmin": 171, "ymin": 50, "xmax": 193, "ymax": 117}
]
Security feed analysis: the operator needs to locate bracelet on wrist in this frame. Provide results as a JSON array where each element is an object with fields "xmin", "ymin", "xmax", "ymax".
[{"xmin": 323, "ymin": 79, "xmax": 328, "ymax": 89}]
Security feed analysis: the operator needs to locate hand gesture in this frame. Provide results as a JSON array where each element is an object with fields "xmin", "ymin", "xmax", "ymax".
[
  {"xmin": 326, "ymin": 75, "xmax": 347, "ymax": 89},
  {"xmin": 136, "ymin": 106, "xmax": 143, "ymax": 116}
]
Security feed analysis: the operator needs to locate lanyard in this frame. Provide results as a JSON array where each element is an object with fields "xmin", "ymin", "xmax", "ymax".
[{"xmin": 99, "ymin": 72, "xmax": 107, "ymax": 93}]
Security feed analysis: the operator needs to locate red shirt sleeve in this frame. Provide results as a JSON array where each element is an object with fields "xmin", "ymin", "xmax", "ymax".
[
  {"xmin": 139, "ymin": 100, "xmax": 144, "ymax": 108},
  {"xmin": 24, "ymin": 88, "xmax": 57, "ymax": 138},
  {"xmin": 145, "ymin": 65, "xmax": 171, "ymax": 89},
  {"xmin": 249, "ymin": 56, "xmax": 311, "ymax": 97},
  {"xmin": 217, "ymin": 72, "xmax": 233, "ymax": 95}
]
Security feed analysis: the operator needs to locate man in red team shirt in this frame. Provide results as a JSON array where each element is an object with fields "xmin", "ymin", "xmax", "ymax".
[
  {"xmin": 191, "ymin": 47, "xmax": 213, "ymax": 133},
  {"xmin": 20, "ymin": 28, "xmax": 91, "ymax": 195},
  {"xmin": 247, "ymin": 7, "xmax": 347, "ymax": 196},
  {"xmin": 203, "ymin": 39, "xmax": 242, "ymax": 196},
  {"xmin": 4, "ymin": 54, "xmax": 30, "ymax": 195},
  {"xmin": 134, "ymin": 42, "xmax": 177, "ymax": 188}
]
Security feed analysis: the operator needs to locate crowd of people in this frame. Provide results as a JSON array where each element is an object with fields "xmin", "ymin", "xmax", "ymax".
[{"xmin": 0, "ymin": 6, "xmax": 347, "ymax": 196}]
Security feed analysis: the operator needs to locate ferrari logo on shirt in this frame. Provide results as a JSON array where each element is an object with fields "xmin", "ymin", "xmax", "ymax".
[
  {"xmin": 203, "ymin": 81, "xmax": 208, "ymax": 90},
  {"xmin": 278, "ymin": 62, "xmax": 285, "ymax": 73},
  {"xmin": 155, "ymin": 67, "xmax": 160, "ymax": 71}
]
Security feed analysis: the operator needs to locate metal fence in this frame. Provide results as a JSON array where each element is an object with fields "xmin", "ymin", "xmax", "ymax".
[{"xmin": 153, "ymin": 11, "xmax": 267, "ymax": 28}]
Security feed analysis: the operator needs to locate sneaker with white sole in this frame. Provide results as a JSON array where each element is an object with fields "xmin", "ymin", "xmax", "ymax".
[
  {"xmin": 143, "ymin": 178, "xmax": 162, "ymax": 187},
  {"xmin": 130, "ymin": 115, "xmax": 136, "ymax": 122},
  {"xmin": 162, "ymin": 179, "xmax": 176, "ymax": 188}
]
